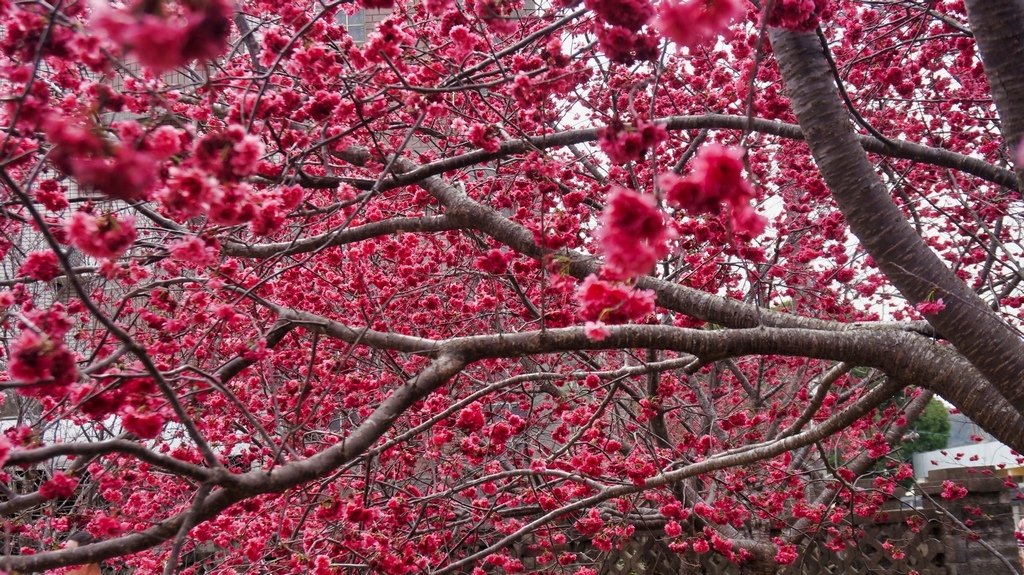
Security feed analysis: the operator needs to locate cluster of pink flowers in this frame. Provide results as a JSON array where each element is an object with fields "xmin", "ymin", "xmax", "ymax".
[
  {"xmin": 599, "ymin": 186, "xmax": 675, "ymax": 280},
  {"xmin": 576, "ymin": 274, "xmax": 656, "ymax": 341},
  {"xmin": 576, "ymin": 277, "xmax": 656, "ymax": 323},
  {"xmin": 17, "ymin": 250, "xmax": 60, "ymax": 281},
  {"xmin": 475, "ymin": 248, "xmax": 514, "ymax": 274},
  {"xmin": 467, "ymin": 123, "xmax": 502, "ymax": 153},
  {"xmin": 575, "ymin": 146, "xmax": 763, "ymax": 341},
  {"xmin": 468, "ymin": 0, "xmax": 516, "ymax": 33},
  {"xmin": 8, "ymin": 306, "xmax": 77, "ymax": 397},
  {"xmin": 45, "ymin": 118, "xmax": 158, "ymax": 200},
  {"xmin": 766, "ymin": 0, "xmax": 831, "ymax": 32},
  {"xmin": 940, "ymin": 480, "xmax": 968, "ymax": 500},
  {"xmin": 598, "ymin": 120, "xmax": 667, "ymax": 164},
  {"xmin": 8, "ymin": 330, "xmax": 76, "ymax": 392},
  {"xmin": 39, "ymin": 472, "xmax": 79, "ymax": 500},
  {"xmin": 655, "ymin": 0, "xmax": 744, "ymax": 48},
  {"xmin": 121, "ymin": 405, "xmax": 166, "ymax": 439},
  {"xmin": 93, "ymin": 0, "xmax": 233, "ymax": 72},
  {"xmin": 456, "ymin": 402, "xmax": 486, "ymax": 432},
  {"xmin": 154, "ymin": 125, "xmax": 296, "ymax": 234},
  {"xmin": 595, "ymin": 26, "xmax": 660, "ymax": 65},
  {"xmin": 169, "ymin": 236, "xmax": 220, "ymax": 268},
  {"xmin": 34, "ymin": 179, "xmax": 69, "ymax": 212},
  {"xmin": 586, "ymin": 0, "xmax": 653, "ymax": 31},
  {"xmin": 67, "ymin": 212, "xmax": 137, "ymax": 260},
  {"xmin": 774, "ymin": 540, "xmax": 799, "ymax": 565},
  {"xmin": 659, "ymin": 143, "xmax": 765, "ymax": 235},
  {"xmin": 585, "ymin": 0, "xmax": 661, "ymax": 65},
  {"xmin": 192, "ymin": 125, "xmax": 263, "ymax": 181},
  {"xmin": 576, "ymin": 187, "xmax": 672, "ymax": 340},
  {"xmin": 914, "ymin": 298, "xmax": 945, "ymax": 315}
]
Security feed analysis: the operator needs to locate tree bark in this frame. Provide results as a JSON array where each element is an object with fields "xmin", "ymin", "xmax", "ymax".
[
  {"xmin": 768, "ymin": 27, "xmax": 1024, "ymax": 423},
  {"xmin": 964, "ymin": 0, "xmax": 1024, "ymax": 186}
]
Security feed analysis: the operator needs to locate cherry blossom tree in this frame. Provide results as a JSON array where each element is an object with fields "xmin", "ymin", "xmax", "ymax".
[{"xmin": 1, "ymin": 0, "xmax": 1023, "ymax": 572}]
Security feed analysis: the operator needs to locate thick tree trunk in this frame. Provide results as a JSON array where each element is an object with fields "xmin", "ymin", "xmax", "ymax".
[
  {"xmin": 963, "ymin": 0, "xmax": 1024, "ymax": 186},
  {"xmin": 768, "ymin": 27, "xmax": 1024, "ymax": 428}
]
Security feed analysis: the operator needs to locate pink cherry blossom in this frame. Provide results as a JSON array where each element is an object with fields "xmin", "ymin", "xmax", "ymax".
[
  {"xmin": 121, "ymin": 406, "xmax": 165, "ymax": 439},
  {"xmin": 585, "ymin": 0, "xmax": 654, "ymax": 32},
  {"xmin": 599, "ymin": 186, "xmax": 675, "ymax": 280},
  {"xmin": 45, "ymin": 117, "xmax": 158, "ymax": 200},
  {"xmin": 584, "ymin": 321, "xmax": 611, "ymax": 341},
  {"xmin": 17, "ymin": 251, "xmax": 61, "ymax": 281},
  {"xmin": 940, "ymin": 480, "xmax": 968, "ymax": 500},
  {"xmin": 659, "ymin": 143, "xmax": 765, "ymax": 235},
  {"xmin": 596, "ymin": 25, "xmax": 660, "ymax": 65},
  {"xmin": 915, "ymin": 298, "xmax": 946, "ymax": 315},
  {"xmin": 598, "ymin": 120, "xmax": 667, "ymax": 164},
  {"xmin": 475, "ymin": 249, "xmax": 514, "ymax": 274},
  {"xmin": 576, "ymin": 275, "xmax": 656, "ymax": 324},
  {"xmin": 93, "ymin": 0, "xmax": 233, "ymax": 72},
  {"xmin": 655, "ymin": 0, "xmax": 744, "ymax": 48},
  {"xmin": 0, "ymin": 435, "xmax": 10, "ymax": 468},
  {"xmin": 8, "ymin": 330, "xmax": 77, "ymax": 388},
  {"xmin": 766, "ymin": 0, "xmax": 831, "ymax": 32},
  {"xmin": 35, "ymin": 179, "xmax": 68, "ymax": 212},
  {"xmin": 38, "ymin": 472, "xmax": 79, "ymax": 500},
  {"xmin": 67, "ymin": 212, "xmax": 137, "ymax": 259}
]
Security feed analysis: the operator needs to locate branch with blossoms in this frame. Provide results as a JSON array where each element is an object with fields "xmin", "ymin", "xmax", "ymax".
[
  {"xmin": 434, "ymin": 375, "xmax": 903, "ymax": 575},
  {"xmin": 271, "ymin": 114, "xmax": 1018, "ymax": 197},
  {"xmin": 2, "ymin": 0, "xmax": 1024, "ymax": 572},
  {"xmin": 260, "ymin": 302, "xmax": 1024, "ymax": 443},
  {"xmin": 0, "ymin": 342, "xmax": 903, "ymax": 572}
]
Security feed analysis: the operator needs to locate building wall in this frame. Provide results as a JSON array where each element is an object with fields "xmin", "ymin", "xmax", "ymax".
[{"xmin": 913, "ymin": 441, "xmax": 1024, "ymax": 479}]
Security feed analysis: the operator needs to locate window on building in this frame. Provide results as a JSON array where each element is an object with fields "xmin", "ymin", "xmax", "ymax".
[{"xmin": 339, "ymin": 9, "xmax": 366, "ymax": 43}]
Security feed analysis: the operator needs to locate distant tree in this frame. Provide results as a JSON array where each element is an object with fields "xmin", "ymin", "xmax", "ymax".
[{"xmin": 899, "ymin": 398, "xmax": 951, "ymax": 459}]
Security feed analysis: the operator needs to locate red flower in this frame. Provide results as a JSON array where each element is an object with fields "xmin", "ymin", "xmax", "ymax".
[
  {"xmin": 915, "ymin": 298, "xmax": 946, "ymax": 315},
  {"xmin": 596, "ymin": 25, "xmax": 660, "ymax": 65},
  {"xmin": 0, "ymin": 435, "xmax": 10, "ymax": 468},
  {"xmin": 122, "ymin": 406, "xmax": 165, "ymax": 439},
  {"xmin": 655, "ymin": 0, "xmax": 744, "ymax": 48},
  {"xmin": 94, "ymin": 0, "xmax": 233, "ymax": 72},
  {"xmin": 576, "ymin": 275, "xmax": 656, "ymax": 324},
  {"xmin": 193, "ymin": 125, "xmax": 265, "ymax": 181},
  {"xmin": 584, "ymin": 321, "xmax": 611, "ymax": 341},
  {"xmin": 35, "ymin": 179, "xmax": 68, "ymax": 212},
  {"xmin": 67, "ymin": 212, "xmax": 137, "ymax": 259},
  {"xmin": 468, "ymin": 123, "xmax": 501, "ymax": 153},
  {"xmin": 585, "ymin": 0, "xmax": 654, "ymax": 31},
  {"xmin": 664, "ymin": 520, "xmax": 682, "ymax": 537},
  {"xmin": 39, "ymin": 472, "xmax": 79, "ymax": 500},
  {"xmin": 160, "ymin": 167, "xmax": 219, "ymax": 219},
  {"xmin": 940, "ymin": 480, "xmax": 968, "ymax": 500},
  {"xmin": 475, "ymin": 249, "xmax": 514, "ymax": 274},
  {"xmin": 598, "ymin": 121, "xmax": 667, "ymax": 164},
  {"xmin": 574, "ymin": 508, "xmax": 604, "ymax": 535},
  {"xmin": 456, "ymin": 402, "xmax": 486, "ymax": 432},
  {"xmin": 774, "ymin": 542, "xmax": 798, "ymax": 565},
  {"xmin": 766, "ymin": 0, "xmax": 830, "ymax": 32},
  {"xmin": 659, "ymin": 144, "xmax": 765, "ymax": 235},
  {"xmin": 17, "ymin": 251, "xmax": 60, "ymax": 281},
  {"xmin": 864, "ymin": 433, "xmax": 890, "ymax": 458},
  {"xmin": 8, "ymin": 331, "xmax": 77, "ymax": 388},
  {"xmin": 146, "ymin": 125, "xmax": 187, "ymax": 159},
  {"xmin": 45, "ymin": 118, "xmax": 158, "ymax": 200},
  {"xmin": 169, "ymin": 236, "xmax": 219, "ymax": 268},
  {"xmin": 599, "ymin": 187, "xmax": 675, "ymax": 280}
]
